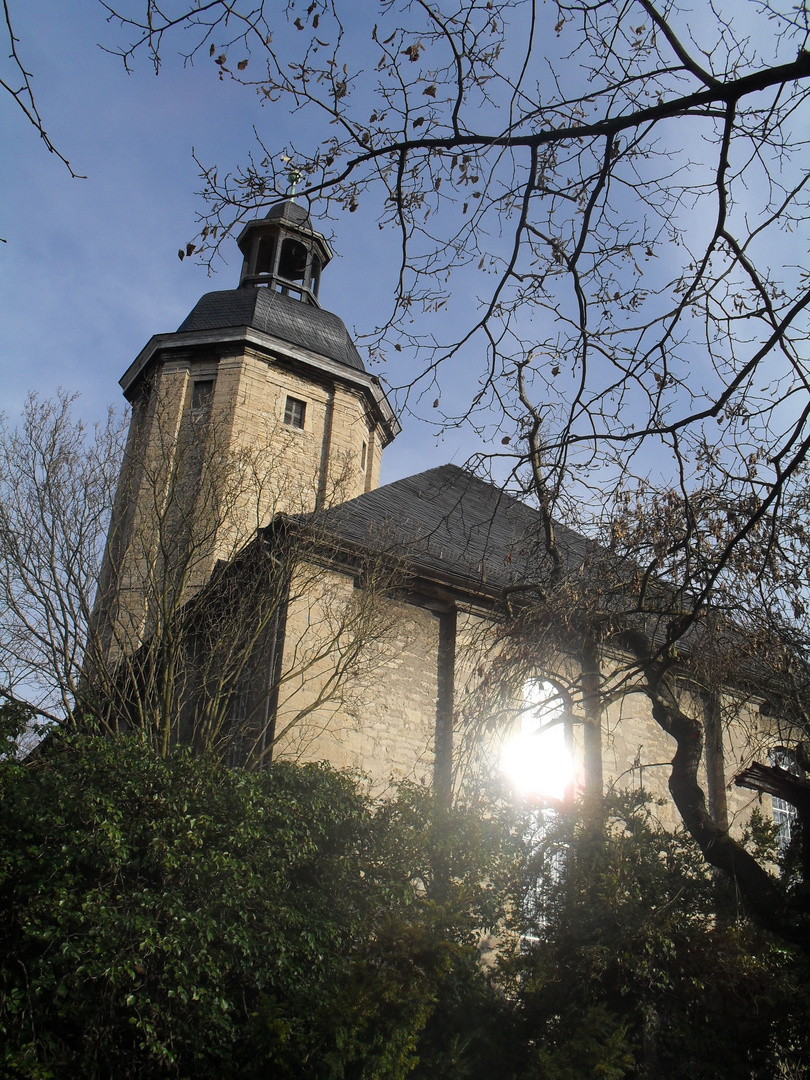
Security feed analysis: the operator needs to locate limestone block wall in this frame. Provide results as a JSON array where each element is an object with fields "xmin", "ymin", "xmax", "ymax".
[
  {"xmin": 272, "ymin": 580, "xmax": 440, "ymax": 792},
  {"xmin": 319, "ymin": 378, "xmax": 381, "ymax": 496},
  {"xmin": 202, "ymin": 552, "xmax": 793, "ymax": 854},
  {"xmin": 593, "ymin": 664, "xmax": 780, "ymax": 838},
  {"xmin": 95, "ymin": 339, "xmax": 385, "ymax": 659},
  {"xmin": 448, "ymin": 631, "xmax": 777, "ymax": 839},
  {"xmin": 451, "ymin": 608, "xmax": 505, "ymax": 790},
  {"xmin": 94, "ymin": 359, "xmax": 208, "ymax": 655},
  {"xmin": 217, "ymin": 351, "xmax": 375, "ymax": 505},
  {"xmin": 721, "ymin": 692, "xmax": 780, "ymax": 833},
  {"xmin": 601, "ymin": 676, "xmax": 684, "ymax": 831},
  {"xmin": 207, "ymin": 349, "xmax": 380, "ymax": 561}
]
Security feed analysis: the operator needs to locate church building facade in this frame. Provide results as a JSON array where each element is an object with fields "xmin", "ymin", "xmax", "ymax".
[{"xmin": 94, "ymin": 199, "xmax": 774, "ymax": 837}]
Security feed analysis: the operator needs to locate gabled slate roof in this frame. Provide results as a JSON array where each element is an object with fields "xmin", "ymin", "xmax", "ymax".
[
  {"xmin": 306, "ymin": 466, "xmax": 773, "ymax": 691},
  {"xmin": 313, "ymin": 464, "xmax": 589, "ymax": 595},
  {"xmin": 176, "ymin": 288, "xmax": 366, "ymax": 372}
]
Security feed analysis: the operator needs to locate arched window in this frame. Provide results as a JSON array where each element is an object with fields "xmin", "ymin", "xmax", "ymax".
[
  {"xmin": 254, "ymin": 236, "xmax": 277, "ymax": 278},
  {"xmin": 771, "ymin": 747, "xmax": 802, "ymax": 855},
  {"xmin": 500, "ymin": 678, "xmax": 574, "ymax": 802},
  {"xmin": 278, "ymin": 237, "xmax": 308, "ymax": 283},
  {"xmin": 499, "ymin": 678, "xmax": 573, "ymax": 945}
]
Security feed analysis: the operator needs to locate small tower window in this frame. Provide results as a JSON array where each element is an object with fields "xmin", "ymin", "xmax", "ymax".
[
  {"xmin": 191, "ymin": 379, "xmax": 215, "ymax": 412},
  {"xmin": 360, "ymin": 441, "xmax": 367, "ymax": 469},
  {"xmin": 284, "ymin": 396, "xmax": 306, "ymax": 429}
]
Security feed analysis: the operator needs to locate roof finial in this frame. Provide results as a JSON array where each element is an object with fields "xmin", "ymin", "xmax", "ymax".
[{"xmin": 280, "ymin": 155, "xmax": 303, "ymax": 201}]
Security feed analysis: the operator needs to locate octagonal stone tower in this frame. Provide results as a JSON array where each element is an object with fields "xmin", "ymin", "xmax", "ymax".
[{"xmin": 94, "ymin": 200, "xmax": 399, "ymax": 654}]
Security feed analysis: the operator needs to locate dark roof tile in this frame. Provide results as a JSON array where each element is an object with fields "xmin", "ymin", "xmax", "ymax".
[
  {"xmin": 313, "ymin": 464, "xmax": 588, "ymax": 593},
  {"xmin": 264, "ymin": 200, "xmax": 312, "ymax": 227},
  {"xmin": 176, "ymin": 288, "xmax": 366, "ymax": 372}
]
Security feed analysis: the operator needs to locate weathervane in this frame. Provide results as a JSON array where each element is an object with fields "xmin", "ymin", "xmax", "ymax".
[{"xmin": 280, "ymin": 154, "xmax": 303, "ymax": 201}]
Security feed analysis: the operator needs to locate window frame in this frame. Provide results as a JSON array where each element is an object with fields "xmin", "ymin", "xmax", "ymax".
[
  {"xmin": 190, "ymin": 378, "xmax": 215, "ymax": 414},
  {"xmin": 283, "ymin": 395, "xmax": 307, "ymax": 430},
  {"xmin": 771, "ymin": 746, "xmax": 802, "ymax": 855}
]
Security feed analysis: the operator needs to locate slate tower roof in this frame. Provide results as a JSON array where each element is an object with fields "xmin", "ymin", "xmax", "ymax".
[{"xmin": 176, "ymin": 287, "xmax": 366, "ymax": 372}]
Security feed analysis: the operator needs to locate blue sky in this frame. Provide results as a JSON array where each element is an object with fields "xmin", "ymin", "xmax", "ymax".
[
  {"xmin": 4, "ymin": 2, "xmax": 809, "ymax": 501},
  {"xmin": 1, "ymin": 1, "xmax": 466, "ymax": 483}
]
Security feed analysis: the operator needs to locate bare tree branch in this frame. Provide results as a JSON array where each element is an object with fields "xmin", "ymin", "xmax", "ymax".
[{"xmin": 2, "ymin": 0, "xmax": 84, "ymax": 177}]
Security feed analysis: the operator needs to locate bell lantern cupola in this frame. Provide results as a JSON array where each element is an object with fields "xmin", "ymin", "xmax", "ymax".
[{"xmin": 236, "ymin": 200, "xmax": 333, "ymax": 305}]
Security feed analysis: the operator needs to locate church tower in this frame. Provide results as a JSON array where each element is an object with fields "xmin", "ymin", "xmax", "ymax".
[{"xmin": 94, "ymin": 200, "xmax": 399, "ymax": 655}]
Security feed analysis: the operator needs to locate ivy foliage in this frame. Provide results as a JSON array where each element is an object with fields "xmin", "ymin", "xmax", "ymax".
[
  {"xmin": 413, "ymin": 793, "xmax": 810, "ymax": 1080},
  {"xmin": 2, "ymin": 724, "xmax": 810, "ymax": 1079},
  {"xmin": 0, "ymin": 730, "xmax": 510, "ymax": 1080}
]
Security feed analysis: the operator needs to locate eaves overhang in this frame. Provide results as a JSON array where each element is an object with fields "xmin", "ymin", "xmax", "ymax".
[
  {"xmin": 260, "ymin": 516, "xmax": 505, "ymax": 618},
  {"xmin": 119, "ymin": 324, "xmax": 402, "ymax": 446}
]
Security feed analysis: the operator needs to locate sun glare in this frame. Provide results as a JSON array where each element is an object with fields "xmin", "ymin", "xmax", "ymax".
[{"xmin": 500, "ymin": 680, "xmax": 574, "ymax": 802}]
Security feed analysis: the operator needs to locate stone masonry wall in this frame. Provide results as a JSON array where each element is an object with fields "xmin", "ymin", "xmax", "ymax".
[
  {"xmin": 97, "ymin": 341, "xmax": 384, "ymax": 658},
  {"xmin": 272, "ymin": 574, "xmax": 439, "ymax": 794},
  {"xmin": 212, "ymin": 348, "xmax": 378, "ymax": 559}
]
